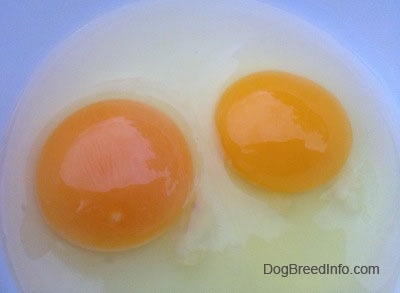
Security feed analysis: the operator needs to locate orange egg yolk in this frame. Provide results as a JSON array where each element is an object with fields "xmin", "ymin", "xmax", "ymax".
[
  {"xmin": 36, "ymin": 99, "xmax": 193, "ymax": 251},
  {"xmin": 215, "ymin": 71, "xmax": 352, "ymax": 193}
]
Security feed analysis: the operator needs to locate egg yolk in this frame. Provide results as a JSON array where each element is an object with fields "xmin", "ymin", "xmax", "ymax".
[
  {"xmin": 36, "ymin": 99, "xmax": 193, "ymax": 251},
  {"xmin": 215, "ymin": 71, "xmax": 352, "ymax": 193}
]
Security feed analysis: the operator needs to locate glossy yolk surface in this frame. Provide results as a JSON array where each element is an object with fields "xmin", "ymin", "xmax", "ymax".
[
  {"xmin": 36, "ymin": 99, "xmax": 193, "ymax": 251},
  {"xmin": 215, "ymin": 71, "xmax": 352, "ymax": 193}
]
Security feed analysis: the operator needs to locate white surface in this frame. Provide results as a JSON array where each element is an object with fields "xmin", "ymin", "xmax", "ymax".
[{"xmin": 1, "ymin": 1, "xmax": 399, "ymax": 292}]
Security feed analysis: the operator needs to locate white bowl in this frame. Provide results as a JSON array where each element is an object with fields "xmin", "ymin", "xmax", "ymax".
[{"xmin": 1, "ymin": 1, "xmax": 399, "ymax": 291}]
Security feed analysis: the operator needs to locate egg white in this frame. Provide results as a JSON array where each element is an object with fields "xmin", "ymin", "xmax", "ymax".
[{"xmin": 1, "ymin": 0, "xmax": 400, "ymax": 292}]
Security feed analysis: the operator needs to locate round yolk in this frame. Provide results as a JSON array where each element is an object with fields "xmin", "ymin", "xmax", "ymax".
[
  {"xmin": 215, "ymin": 71, "xmax": 352, "ymax": 193},
  {"xmin": 36, "ymin": 99, "xmax": 193, "ymax": 251}
]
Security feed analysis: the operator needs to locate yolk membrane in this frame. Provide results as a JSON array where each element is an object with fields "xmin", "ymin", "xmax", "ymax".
[
  {"xmin": 36, "ymin": 99, "xmax": 193, "ymax": 251},
  {"xmin": 215, "ymin": 71, "xmax": 352, "ymax": 193}
]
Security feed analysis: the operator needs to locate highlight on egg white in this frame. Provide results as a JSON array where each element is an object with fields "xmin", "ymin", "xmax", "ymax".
[{"xmin": 0, "ymin": 0, "xmax": 399, "ymax": 292}]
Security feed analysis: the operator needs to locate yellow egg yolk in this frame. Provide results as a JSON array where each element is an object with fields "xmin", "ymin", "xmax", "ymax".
[
  {"xmin": 215, "ymin": 71, "xmax": 352, "ymax": 193},
  {"xmin": 36, "ymin": 99, "xmax": 193, "ymax": 251}
]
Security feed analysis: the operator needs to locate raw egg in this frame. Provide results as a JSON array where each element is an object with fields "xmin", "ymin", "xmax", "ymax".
[
  {"xmin": 36, "ymin": 99, "xmax": 193, "ymax": 250},
  {"xmin": 1, "ymin": 0, "xmax": 399, "ymax": 292},
  {"xmin": 215, "ymin": 71, "xmax": 352, "ymax": 193}
]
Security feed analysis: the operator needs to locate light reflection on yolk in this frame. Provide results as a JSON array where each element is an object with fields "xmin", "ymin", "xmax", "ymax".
[
  {"xmin": 36, "ymin": 99, "xmax": 193, "ymax": 251},
  {"xmin": 215, "ymin": 71, "xmax": 352, "ymax": 193}
]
